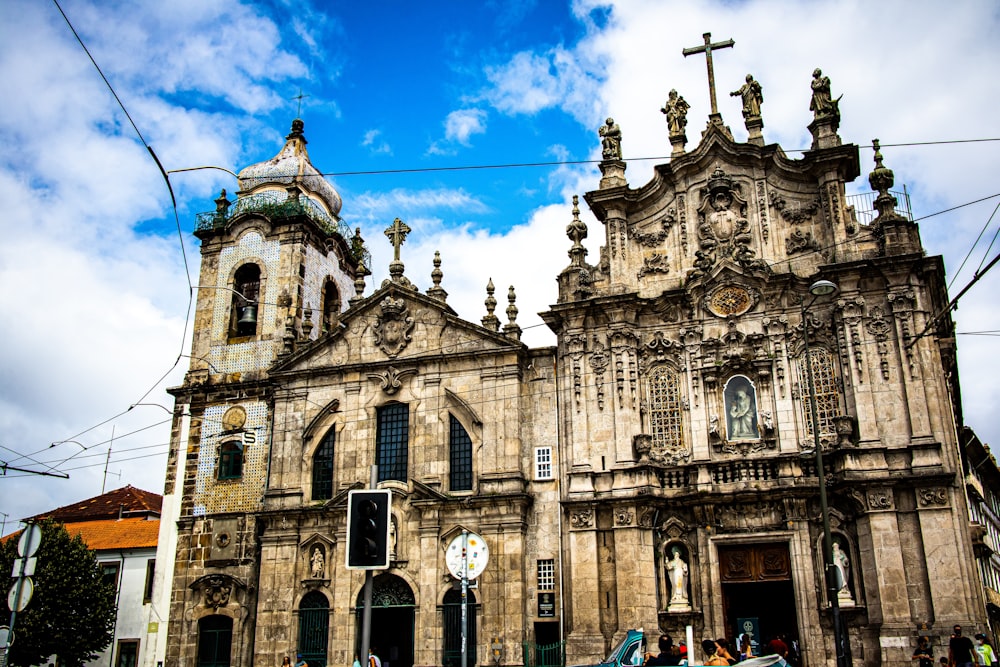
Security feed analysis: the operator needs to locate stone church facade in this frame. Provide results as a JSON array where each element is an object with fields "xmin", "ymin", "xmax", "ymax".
[{"xmin": 159, "ymin": 70, "xmax": 985, "ymax": 667}]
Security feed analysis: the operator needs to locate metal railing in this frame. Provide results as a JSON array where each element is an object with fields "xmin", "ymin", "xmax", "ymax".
[
  {"xmin": 845, "ymin": 187, "xmax": 912, "ymax": 227},
  {"xmin": 195, "ymin": 191, "xmax": 372, "ymax": 270},
  {"xmin": 523, "ymin": 641, "xmax": 565, "ymax": 667}
]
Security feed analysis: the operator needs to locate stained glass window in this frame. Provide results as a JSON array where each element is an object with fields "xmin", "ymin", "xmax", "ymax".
[
  {"xmin": 648, "ymin": 365, "xmax": 684, "ymax": 449},
  {"xmin": 449, "ymin": 414, "xmax": 473, "ymax": 491},
  {"xmin": 798, "ymin": 348, "xmax": 839, "ymax": 435},
  {"xmin": 312, "ymin": 429, "xmax": 335, "ymax": 500},
  {"xmin": 377, "ymin": 403, "xmax": 409, "ymax": 483}
]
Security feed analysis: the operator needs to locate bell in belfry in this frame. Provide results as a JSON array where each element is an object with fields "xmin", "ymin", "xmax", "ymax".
[{"xmin": 237, "ymin": 303, "xmax": 258, "ymax": 335}]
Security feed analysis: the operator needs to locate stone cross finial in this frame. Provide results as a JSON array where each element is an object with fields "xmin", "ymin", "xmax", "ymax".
[
  {"xmin": 682, "ymin": 32, "xmax": 735, "ymax": 117},
  {"xmin": 384, "ymin": 217, "xmax": 411, "ymax": 262}
]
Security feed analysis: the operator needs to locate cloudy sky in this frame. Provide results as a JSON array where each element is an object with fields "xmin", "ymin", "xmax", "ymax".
[{"xmin": 2, "ymin": 0, "xmax": 999, "ymax": 532}]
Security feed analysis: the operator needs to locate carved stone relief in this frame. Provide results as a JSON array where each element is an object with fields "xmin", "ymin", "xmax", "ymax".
[
  {"xmin": 570, "ymin": 509, "xmax": 594, "ymax": 529},
  {"xmin": 367, "ymin": 366, "xmax": 417, "ymax": 395},
  {"xmin": 785, "ymin": 229, "xmax": 819, "ymax": 255},
  {"xmin": 865, "ymin": 306, "xmax": 892, "ymax": 380},
  {"xmin": 615, "ymin": 508, "xmax": 634, "ymax": 526},
  {"xmin": 201, "ymin": 574, "xmax": 233, "ymax": 610},
  {"xmin": 755, "ymin": 181, "xmax": 770, "ymax": 241},
  {"xmin": 690, "ymin": 168, "xmax": 767, "ymax": 276},
  {"xmin": 866, "ymin": 488, "xmax": 895, "ymax": 511},
  {"xmin": 589, "ymin": 337, "xmax": 609, "ymax": 410},
  {"xmin": 631, "ymin": 208, "xmax": 675, "ymax": 247},
  {"xmin": 771, "ymin": 193, "xmax": 821, "ymax": 225},
  {"xmin": 638, "ymin": 253, "xmax": 670, "ymax": 278},
  {"xmin": 705, "ymin": 284, "xmax": 759, "ymax": 318},
  {"xmin": 917, "ymin": 487, "xmax": 949, "ymax": 507},
  {"xmin": 373, "ymin": 296, "xmax": 415, "ymax": 358},
  {"xmin": 889, "ymin": 290, "xmax": 918, "ymax": 380}
]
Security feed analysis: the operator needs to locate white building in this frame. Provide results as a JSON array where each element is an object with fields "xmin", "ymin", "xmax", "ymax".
[{"xmin": 29, "ymin": 485, "xmax": 161, "ymax": 667}]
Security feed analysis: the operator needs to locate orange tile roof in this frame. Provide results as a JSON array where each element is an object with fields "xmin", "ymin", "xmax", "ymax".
[
  {"xmin": 65, "ymin": 517, "xmax": 160, "ymax": 551},
  {"xmin": 30, "ymin": 485, "xmax": 162, "ymax": 522}
]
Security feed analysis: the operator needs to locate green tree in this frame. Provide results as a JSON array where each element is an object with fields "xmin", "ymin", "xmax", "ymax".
[{"xmin": 0, "ymin": 520, "xmax": 116, "ymax": 667}]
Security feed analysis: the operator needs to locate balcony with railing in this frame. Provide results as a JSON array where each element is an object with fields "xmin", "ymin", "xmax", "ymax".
[
  {"xmin": 195, "ymin": 191, "xmax": 371, "ymax": 270},
  {"xmin": 845, "ymin": 187, "xmax": 912, "ymax": 227}
]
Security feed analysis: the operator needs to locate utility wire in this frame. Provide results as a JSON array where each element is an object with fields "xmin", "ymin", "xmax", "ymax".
[
  {"xmin": 49, "ymin": 0, "xmax": 196, "ymax": 466},
  {"xmin": 35, "ymin": 9, "xmax": 1000, "ymax": 465}
]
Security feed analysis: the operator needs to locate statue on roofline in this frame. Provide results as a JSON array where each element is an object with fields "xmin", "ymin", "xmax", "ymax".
[
  {"xmin": 731, "ymin": 73, "xmax": 763, "ymax": 119},
  {"xmin": 661, "ymin": 89, "xmax": 690, "ymax": 137},
  {"xmin": 599, "ymin": 117, "xmax": 622, "ymax": 160},
  {"xmin": 810, "ymin": 68, "xmax": 841, "ymax": 121}
]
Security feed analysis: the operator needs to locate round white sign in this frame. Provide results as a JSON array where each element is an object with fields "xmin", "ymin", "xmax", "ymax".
[{"xmin": 445, "ymin": 532, "xmax": 489, "ymax": 580}]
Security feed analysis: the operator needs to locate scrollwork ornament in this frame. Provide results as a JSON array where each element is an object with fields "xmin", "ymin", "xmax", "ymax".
[
  {"xmin": 570, "ymin": 509, "xmax": 594, "ymax": 529},
  {"xmin": 866, "ymin": 489, "xmax": 894, "ymax": 511},
  {"xmin": 917, "ymin": 487, "xmax": 949, "ymax": 507},
  {"xmin": 615, "ymin": 509, "xmax": 635, "ymax": 526}
]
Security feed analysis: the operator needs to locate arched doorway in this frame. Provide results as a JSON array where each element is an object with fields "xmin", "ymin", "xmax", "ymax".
[
  {"xmin": 196, "ymin": 615, "xmax": 233, "ymax": 667},
  {"xmin": 300, "ymin": 590, "xmax": 330, "ymax": 667},
  {"xmin": 442, "ymin": 588, "xmax": 478, "ymax": 667},
  {"xmin": 356, "ymin": 574, "xmax": 415, "ymax": 667}
]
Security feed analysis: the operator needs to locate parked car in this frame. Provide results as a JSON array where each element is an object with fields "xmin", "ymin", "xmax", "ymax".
[{"xmin": 572, "ymin": 629, "xmax": 646, "ymax": 667}]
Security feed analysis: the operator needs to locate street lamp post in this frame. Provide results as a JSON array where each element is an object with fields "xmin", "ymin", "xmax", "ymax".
[{"xmin": 801, "ymin": 279, "xmax": 851, "ymax": 667}]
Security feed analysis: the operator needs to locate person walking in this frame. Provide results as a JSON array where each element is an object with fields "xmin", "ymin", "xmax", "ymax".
[
  {"xmin": 974, "ymin": 634, "xmax": 996, "ymax": 667},
  {"xmin": 950, "ymin": 626, "xmax": 976, "ymax": 667}
]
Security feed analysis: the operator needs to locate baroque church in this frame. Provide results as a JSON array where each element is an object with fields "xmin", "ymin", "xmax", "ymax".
[{"xmin": 157, "ymin": 52, "xmax": 986, "ymax": 667}]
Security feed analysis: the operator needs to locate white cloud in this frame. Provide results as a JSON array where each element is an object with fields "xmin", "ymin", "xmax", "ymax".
[
  {"xmin": 361, "ymin": 129, "xmax": 392, "ymax": 155},
  {"xmin": 483, "ymin": 47, "xmax": 604, "ymax": 125},
  {"xmin": 444, "ymin": 109, "xmax": 488, "ymax": 145}
]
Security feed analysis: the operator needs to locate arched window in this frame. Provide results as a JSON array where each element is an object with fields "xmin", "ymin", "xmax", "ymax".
[
  {"xmin": 312, "ymin": 429, "xmax": 335, "ymax": 501},
  {"xmin": 648, "ymin": 365, "xmax": 684, "ymax": 450},
  {"xmin": 197, "ymin": 615, "xmax": 232, "ymax": 667},
  {"xmin": 798, "ymin": 348, "xmax": 839, "ymax": 436},
  {"xmin": 377, "ymin": 403, "xmax": 409, "ymax": 483},
  {"xmin": 449, "ymin": 414, "xmax": 473, "ymax": 491},
  {"xmin": 321, "ymin": 278, "xmax": 341, "ymax": 334},
  {"xmin": 218, "ymin": 441, "xmax": 243, "ymax": 480},
  {"xmin": 299, "ymin": 591, "xmax": 329, "ymax": 667},
  {"xmin": 230, "ymin": 263, "xmax": 261, "ymax": 339}
]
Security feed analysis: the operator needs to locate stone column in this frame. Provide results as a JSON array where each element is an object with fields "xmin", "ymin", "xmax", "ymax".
[
  {"xmin": 611, "ymin": 509, "xmax": 657, "ymax": 632},
  {"xmin": 565, "ymin": 510, "xmax": 606, "ymax": 666}
]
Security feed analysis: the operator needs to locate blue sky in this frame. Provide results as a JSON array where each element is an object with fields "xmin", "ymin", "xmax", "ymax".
[{"xmin": 2, "ymin": 0, "xmax": 999, "ymax": 528}]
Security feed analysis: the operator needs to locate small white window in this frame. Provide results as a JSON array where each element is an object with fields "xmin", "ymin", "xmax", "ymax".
[
  {"xmin": 537, "ymin": 559, "xmax": 556, "ymax": 591},
  {"xmin": 535, "ymin": 447, "xmax": 553, "ymax": 480}
]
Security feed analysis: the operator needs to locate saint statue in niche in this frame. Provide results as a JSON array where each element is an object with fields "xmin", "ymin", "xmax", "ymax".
[
  {"xmin": 724, "ymin": 375, "xmax": 759, "ymax": 440},
  {"xmin": 665, "ymin": 545, "xmax": 691, "ymax": 611}
]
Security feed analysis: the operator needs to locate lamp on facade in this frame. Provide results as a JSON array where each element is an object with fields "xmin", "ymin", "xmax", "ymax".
[{"xmin": 801, "ymin": 279, "xmax": 851, "ymax": 667}]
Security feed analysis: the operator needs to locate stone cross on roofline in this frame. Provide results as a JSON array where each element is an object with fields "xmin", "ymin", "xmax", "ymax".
[
  {"xmin": 385, "ymin": 217, "xmax": 411, "ymax": 262},
  {"xmin": 682, "ymin": 32, "xmax": 735, "ymax": 118}
]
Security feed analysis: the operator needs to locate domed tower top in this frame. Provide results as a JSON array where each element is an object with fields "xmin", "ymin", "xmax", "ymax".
[{"xmin": 236, "ymin": 118, "xmax": 343, "ymax": 219}]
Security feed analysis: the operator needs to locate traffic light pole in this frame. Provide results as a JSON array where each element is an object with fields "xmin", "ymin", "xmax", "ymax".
[{"xmin": 360, "ymin": 466, "xmax": 377, "ymax": 667}]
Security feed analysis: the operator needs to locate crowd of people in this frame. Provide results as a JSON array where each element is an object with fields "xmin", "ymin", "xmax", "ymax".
[
  {"xmin": 914, "ymin": 626, "xmax": 998, "ymax": 667},
  {"xmin": 642, "ymin": 632, "xmax": 797, "ymax": 666}
]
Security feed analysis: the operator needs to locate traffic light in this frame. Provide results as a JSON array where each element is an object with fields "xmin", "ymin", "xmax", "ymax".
[{"xmin": 346, "ymin": 490, "xmax": 391, "ymax": 569}]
